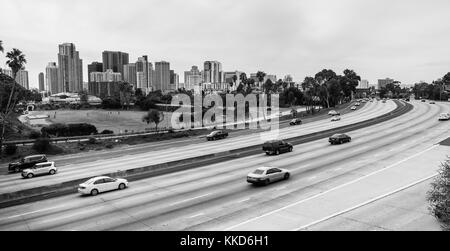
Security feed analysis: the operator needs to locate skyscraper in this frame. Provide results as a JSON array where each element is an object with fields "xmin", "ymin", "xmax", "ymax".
[
  {"xmin": 58, "ymin": 43, "xmax": 83, "ymax": 92},
  {"xmin": 170, "ymin": 70, "xmax": 179, "ymax": 90},
  {"xmin": 184, "ymin": 66, "xmax": 203, "ymax": 90},
  {"xmin": 88, "ymin": 62, "xmax": 103, "ymax": 83},
  {"xmin": 46, "ymin": 62, "xmax": 59, "ymax": 94},
  {"xmin": 203, "ymin": 61, "xmax": 222, "ymax": 86},
  {"xmin": 102, "ymin": 51, "xmax": 129, "ymax": 77},
  {"xmin": 154, "ymin": 61, "xmax": 170, "ymax": 91},
  {"xmin": 136, "ymin": 56, "xmax": 153, "ymax": 93},
  {"xmin": 38, "ymin": 72, "xmax": 45, "ymax": 91},
  {"xmin": 123, "ymin": 63, "xmax": 137, "ymax": 87}
]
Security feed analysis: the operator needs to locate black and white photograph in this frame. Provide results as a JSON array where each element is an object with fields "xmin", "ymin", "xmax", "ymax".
[{"xmin": 0, "ymin": 0, "xmax": 450, "ymax": 240}]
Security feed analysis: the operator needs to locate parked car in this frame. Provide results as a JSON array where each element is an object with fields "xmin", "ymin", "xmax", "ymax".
[
  {"xmin": 206, "ymin": 130, "xmax": 229, "ymax": 141},
  {"xmin": 331, "ymin": 116, "xmax": 342, "ymax": 122},
  {"xmin": 430, "ymin": 101, "xmax": 436, "ymax": 104},
  {"xmin": 22, "ymin": 162, "xmax": 57, "ymax": 179},
  {"xmin": 328, "ymin": 110, "xmax": 340, "ymax": 116},
  {"xmin": 421, "ymin": 99, "xmax": 426, "ymax": 102},
  {"xmin": 351, "ymin": 106, "xmax": 357, "ymax": 110},
  {"xmin": 78, "ymin": 176, "xmax": 129, "ymax": 196},
  {"xmin": 262, "ymin": 140, "xmax": 293, "ymax": 155},
  {"xmin": 8, "ymin": 155, "xmax": 48, "ymax": 173},
  {"xmin": 247, "ymin": 167, "xmax": 290, "ymax": 186},
  {"xmin": 438, "ymin": 113, "xmax": 450, "ymax": 121},
  {"xmin": 329, "ymin": 134, "xmax": 352, "ymax": 145},
  {"xmin": 355, "ymin": 102, "xmax": 361, "ymax": 106},
  {"xmin": 290, "ymin": 118, "xmax": 303, "ymax": 126}
]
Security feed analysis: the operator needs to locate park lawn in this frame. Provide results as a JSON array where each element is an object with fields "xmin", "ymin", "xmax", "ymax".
[{"xmin": 29, "ymin": 110, "xmax": 174, "ymax": 134}]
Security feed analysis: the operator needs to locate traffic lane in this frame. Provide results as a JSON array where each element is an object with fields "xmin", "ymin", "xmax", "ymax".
[
  {"xmin": 0, "ymin": 101, "xmax": 372, "ymax": 174},
  {"xmin": 0, "ymin": 101, "xmax": 387, "ymax": 192},
  {"xmin": 0, "ymin": 100, "xmax": 442, "ymax": 229},
  {"xmin": 306, "ymin": 178, "xmax": 441, "ymax": 231}
]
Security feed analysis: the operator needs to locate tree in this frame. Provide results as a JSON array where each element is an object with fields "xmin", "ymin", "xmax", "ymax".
[
  {"xmin": 142, "ymin": 109, "xmax": 165, "ymax": 131},
  {"xmin": 428, "ymin": 158, "xmax": 450, "ymax": 230},
  {"xmin": 1, "ymin": 48, "xmax": 26, "ymax": 152},
  {"xmin": 263, "ymin": 79, "xmax": 274, "ymax": 94},
  {"xmin": 119, "ymin": 81, "xmax": 133, "ymax": 109},
  {"xmin": 78, "ymin": 89, "xmax": 89, "ymax": 105},
  {"xmin": 0, "ymin": 40, "xmax": 4, "ymax": 53},
  {"xmin": 256, "ymin": 71, "xmax": 266, "ymax": 90}
]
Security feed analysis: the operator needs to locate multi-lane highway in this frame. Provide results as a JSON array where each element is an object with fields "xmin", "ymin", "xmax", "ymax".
[
  {"xmin": 0, "ymin": 100, "xmax": 448, "ymax": 231},
  {"xmin": 0, "ymin": 100, "xmax": 395, "ymax": 194}
]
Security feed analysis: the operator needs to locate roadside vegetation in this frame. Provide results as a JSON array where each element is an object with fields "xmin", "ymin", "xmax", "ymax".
[{"xmin": 428, "ymin": 157, "xmax": 450, "ymax": 231}]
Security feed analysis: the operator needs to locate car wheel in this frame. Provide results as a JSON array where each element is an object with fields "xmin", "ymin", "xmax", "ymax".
[
  {"xmin": 118, "ymin": 183, "xmax": 126, "ymax": 190},
  {"xmin": 91, "ymin": 189, "xmax": 99, "ymax": 196},
  {"xmin": 49, "ymin": 170, "xmax": 56, "ymax": 175},
  {"xmin": 27, "ymin": 173, "xmax": 34, "ymax": 179},
  {"xmin": 284, "ymin": 173, "xmax": 290, "ymax": 180},
  {"xmin": 289, "ymin": 147, "xmax": 293, "ymax": 152},
  {"xmin": 275, "ymin": 150, "xmax": 279, "ymax": 155},
  {"xmin": 15, "ymin": 167, "xmax": 20, "ymax": 173},
  {"xmin": 264, "ymin": 179, "xmax": 270, "ymax": 186}
]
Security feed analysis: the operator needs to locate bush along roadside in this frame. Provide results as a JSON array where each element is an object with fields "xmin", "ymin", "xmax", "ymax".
[{"xmin": 427, "ymin": 157, "xmax": 450, "ymax": 231}]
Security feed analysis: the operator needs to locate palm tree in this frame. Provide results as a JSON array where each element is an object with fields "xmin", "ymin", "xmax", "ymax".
[
  {"xmin": 256, "ymin": 71, "xmax": 266, "ymax": 90},
  {"xmin": 1, "ymin": 49, "xmax": 27, "ymax": 150}
]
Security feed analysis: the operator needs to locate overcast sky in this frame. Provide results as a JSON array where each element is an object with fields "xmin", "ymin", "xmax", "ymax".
[{"xmin": 1, "ymin": 0, "xmax": 450, "ymax": 89}]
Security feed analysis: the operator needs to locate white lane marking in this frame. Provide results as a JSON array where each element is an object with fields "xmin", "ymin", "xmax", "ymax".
[
  {"xmin": 188, "ymin": 213, "xmax": 205, "ymax": 219},
  {"xmin": 237, "ymin": 198, "xmax": 250, "ymax": 204},
  {"xmin": 224, "ymin": 145, "xmax": 438, "ymax": 231},
  {"xmin": 307, "ymin": 176, "xmax": 317, "ymax": 181},
  {"xmin": 334, "ymin": 168, "xmax": 342, "ymax": 171},
  {"xmin": 294, "ymin": 173, "xmax": 438, "ymax": 231},
  {"xmin": 170, "ymin": 194, "xmax": 211, "ymax": 206},
  {"xmin": 0, "ymin": 205, "xmax": 64, "ymax": 221}
]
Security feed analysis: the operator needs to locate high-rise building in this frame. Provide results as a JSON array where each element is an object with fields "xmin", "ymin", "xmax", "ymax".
[
  {"xmin": 184, "ymin": 66, "xmax": 203, "ymax": 90},
  {"xmin": 38, "ymin": 72, "xmax": 45, "ymax": 91},
  {"xmin": 102, "ymin": 51, "xmax": 129, "ymax": 77},
  {"xmin": 58, "ymin": 43, "xmax": 83, "ymax": 92},
  {"xmin": 1, "ymin": 69, "xmax": 29, "ymax": 89},
  {"xmin": 378, "ymin": 78, "xmax": 394, "ymax": 90},
  {"xmin": 358, "ymin": 79, "xmax": 370, "ymax": 89},
  {"xmin": 170, "ymin": 70, "xmax": 179, "ymax": 90},
  {"xmin": 154, "ymin": 61, "xmax": 171, "ymax": 91},
  {"xmin": 203, "ymin": 61, "xmax": 222, "ymax": 84},
  {"xmin": 90, "ymin": 69, "xmax": 122, "ymax": 82},
  {"xmin": 88, "ymin": 62, "xmax": 103, "ymax": 83},
  {"xmin": 123, "ymin": 63, "xmax": 137, "ymax": 87},
  {"xmin": 136, "ymin": 56, "xmax": 153, "ymax": 93},
  {"xmin": 46, "ymin": 62, "xmax": 59, "ymax": 94}
]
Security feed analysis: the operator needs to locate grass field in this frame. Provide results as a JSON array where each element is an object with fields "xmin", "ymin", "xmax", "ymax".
[{"xmin": 28, "ymin": 110, "xmax": 174, "ymax": 134}]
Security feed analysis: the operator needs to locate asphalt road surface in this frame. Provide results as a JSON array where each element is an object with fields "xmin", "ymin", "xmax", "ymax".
[{"xmin": 0, "ymin": 100, "xmax": 448, "ymax": 231}]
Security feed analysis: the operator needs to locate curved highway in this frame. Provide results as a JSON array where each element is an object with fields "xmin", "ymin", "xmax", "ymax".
[{"xmin": 0, "ymin": 100, "xmax": 449, "ymax": 230}]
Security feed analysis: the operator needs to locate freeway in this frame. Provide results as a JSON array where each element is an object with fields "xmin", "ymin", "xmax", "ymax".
[
  {"xmin": 0, "ymin": 100, "xmax": 448, "ymax": 231},
  {"xmin": 0, "ymin": 100, "xmax": 396, "ymax": 195}
]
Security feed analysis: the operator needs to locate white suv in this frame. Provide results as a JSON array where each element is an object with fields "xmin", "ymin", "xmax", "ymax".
[
  {"xmin": 22, "ymin": 162, "xmax": 57, "ymax": 179},
  {"xmin": 438, "ymin": 113, "xmax": 450, "ymax": 121}
]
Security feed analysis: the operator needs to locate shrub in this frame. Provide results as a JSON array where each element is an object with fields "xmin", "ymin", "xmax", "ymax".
[
  {"xmin": 33, "ymin": 138, "xmax": 51, "ymax": 153},
  {"xmin": 29, "ymin": 131, "xmax": 42, "ymax": 139},
  {"xmin": 42, "ymin": 123, "xmax": 98, "ymax": 137},
  {"xmin": 101, "ymin": 130, "xmax": 114, "ymax": 135},
  {"xmin": 428, "ymin": 158, "xmax": 450, "ymax": 230},
  {"xmin": 4, "ymin": 144, "xmax": 18, "ymax": 155}
]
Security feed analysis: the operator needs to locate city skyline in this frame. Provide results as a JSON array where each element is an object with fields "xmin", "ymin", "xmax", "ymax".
[{"xmin": 1, "ymin": 0, "xmax": 450, "ymax": 89}]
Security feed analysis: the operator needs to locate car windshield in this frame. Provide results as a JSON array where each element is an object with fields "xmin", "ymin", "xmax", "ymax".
[{"xmin": 253, "ymin": 170, "xmax": 265, "ymax": 175}]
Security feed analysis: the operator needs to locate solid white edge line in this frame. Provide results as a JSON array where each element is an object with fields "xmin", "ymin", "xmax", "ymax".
[
  {"xmin": 224, "ymin": 145, "xmax": 438, "ymax": 231},
  {"xmin": 294, "ymin": 173, "xmax": 438, "ymax": 231}
]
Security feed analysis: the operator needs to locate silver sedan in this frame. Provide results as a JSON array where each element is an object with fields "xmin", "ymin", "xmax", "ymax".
[{"xmin": 247, "ymin": 167, "xmax": 290, "ymax": 186}]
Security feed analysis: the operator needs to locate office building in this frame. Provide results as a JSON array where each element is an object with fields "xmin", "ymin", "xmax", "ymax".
[
  {"xmin": 87, "ymin": 62, "xmax": 103, "ymax": 83},
  {"xmin": 102, "ymin": 51, "xmax": 129, "ymax": 77},
  {"xmin": 203, "ymin": 61, "xmax": 222, "ymax": 84},
  {"xmin": 90, "ymin": 69, "xmax": 122, "ymax": 83},
  {"xmin": 123, "ymin": 63, "xmax": 137, "ymax": 87},
  {"xmin": 58, "ymin": 43, "xmax": 83, "ymax": 92},
  {"xmin": 358, "ymin": 79, "xmax": 370, "ymax": 89},
  {"xmin": 1, "ymin": 69, "xmax": 29, "ymax": 89},
  {"xmin": 136, "ymin": 56, "xmax": 153, "ymax": 93},
  {"xmin": 184, "ymin": 66, "xmax": 203, "ymax": 90},
  {"xmin": 154, "ymin": 61, "xmax": 171, "ymax": 91},
  {"xmin": 38, "ymin": 72, "xmax": 45, "ymax": 91},
  {"xmin": 378, "ymin": 78, "xmax": 394, "ymax": 90},
  {"xmin": 46, "ymin": 62, "xmax": 59, "ymax": 94}
]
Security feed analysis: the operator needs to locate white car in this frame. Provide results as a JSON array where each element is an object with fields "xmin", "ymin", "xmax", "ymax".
[
  {"xmin": 247, "ymin": 167, "xmax": 290, "ymax": 185},
  {"xmin": 78, "ymin": 176, "xmax": 129, "ymax": 196},
  {"xmin": 355, "ymin": 102, "xmax": 361, "ymax": 106},
  {"xmin": 21, "ymin": 162, "xmax": 57, "ymax": 179},
  {"xmin": 438, "ymin": 113, "xmax": 450, "ymax": 121},
  {"xmin": 331, "ymin": 116, "xmax": 341, "ymax": 122},
  {"xmin": 328, "ymin": 110, "xmax": 340, "ymax": 116},
  {"xmin": 351, "ymin": 106, "xmax": 357, "ymax": 110}
]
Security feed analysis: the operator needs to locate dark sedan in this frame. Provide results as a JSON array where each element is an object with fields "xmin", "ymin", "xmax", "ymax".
[
  {"xmin": 206, "ymin": 130, "xmax": 229, "ymax": 141},
  {"xmin": 289, "ymin": 118, "xmax": 303, "ymax": 126},
  {"xmin": 329, "ymin": 134, "xmax": 352, "ymax": 145}
]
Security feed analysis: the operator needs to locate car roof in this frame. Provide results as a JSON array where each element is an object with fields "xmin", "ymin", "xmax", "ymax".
[
  {"xmin": 256, "ymin": 167, "xmax": 276, "ymax": 171},
  {"xmin": 35, "ymin": 162, "xmax": 54, "ymax": 166},
  {"xmin": 25, "ymin": 155, "xmax": 46, "ymax": 158}
]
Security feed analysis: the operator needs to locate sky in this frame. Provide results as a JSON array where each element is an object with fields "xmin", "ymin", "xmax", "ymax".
[{"xmin": 1, "ymin": 0, "xmax": 450, "ymax": 89}]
